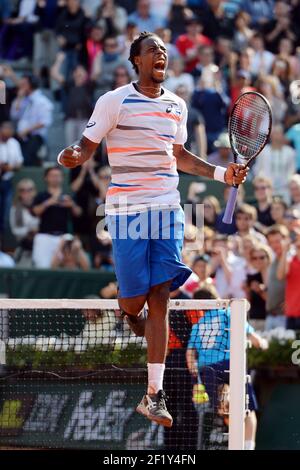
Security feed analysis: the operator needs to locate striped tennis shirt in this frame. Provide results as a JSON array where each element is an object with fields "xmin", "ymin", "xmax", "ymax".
[{"xmin": 83, "ymin": 82, "xmax": 188, "ymax": 214}]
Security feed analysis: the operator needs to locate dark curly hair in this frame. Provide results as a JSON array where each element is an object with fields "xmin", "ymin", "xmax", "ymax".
[{"xmin": 128, "ymin": 31, "xmax": 158, "ymax": 74}]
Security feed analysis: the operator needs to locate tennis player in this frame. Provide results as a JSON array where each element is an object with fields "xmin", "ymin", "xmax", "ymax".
[{"xmin": 58, "ymin": 32, "xmax": 248, "ymax": 428}]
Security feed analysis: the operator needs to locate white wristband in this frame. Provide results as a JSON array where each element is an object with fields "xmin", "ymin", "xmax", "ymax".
[
  {"xmin": 214, "ymin": 166, "xmax": 226, "ymax": 183},
  {"xmin": 57, "ymin": 150, "xmax": 64, "ymax": 166}
]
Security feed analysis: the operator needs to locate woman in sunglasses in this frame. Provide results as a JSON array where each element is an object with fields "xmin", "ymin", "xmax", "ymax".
[
  {"xmin": 9, "ymin": 178, "xmax": 39, "ymax": 266},
  {"xmin": 244, "ymin": 244, "xmax": 272, "ymax": 330}
]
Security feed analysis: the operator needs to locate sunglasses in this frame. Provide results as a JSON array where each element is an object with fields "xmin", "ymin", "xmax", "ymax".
[
  {"xmin": 19, "ymin": 187, "xmax": 34, "ymax": 192},
  {"xmin": 254, "ymin": 186, "xmax": 270, "ymax": 190}
]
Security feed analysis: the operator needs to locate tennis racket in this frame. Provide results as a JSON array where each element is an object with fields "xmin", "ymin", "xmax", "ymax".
[{"xmin": 222, "ymin": 91, "xmax": 272, "ymax": 224}]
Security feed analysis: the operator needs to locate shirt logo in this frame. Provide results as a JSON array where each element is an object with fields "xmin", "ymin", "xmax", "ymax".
[
  {"xmin": 86, "ymin": 121, "xmax": 96, "ymax": 128},
  {"xmin": 166, "ymin": 105, "xmax": 173, "ymax": 113}
]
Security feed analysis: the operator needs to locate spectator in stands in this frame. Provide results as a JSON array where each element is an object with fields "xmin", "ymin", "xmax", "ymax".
[
  {"xmin": 277, "ymin": 230, "xmax": 300, "ymax": 330},
  {"xmin": 262, "ymin": 1, "xmax": 298, "ymax": 55},
  {"xmin": 96, "ymin": 165, "xmax": 112, "ymax": 205},
  {"xmin": 0, "ymin": 0, "xmax": 11, "ymax": 23},
  {"xmin": 96, "ymin": 0, "xmax": 127, "ymax": 35},
  {"xmin": 191, "ymin": 44, "xmax": 216, "ymax": 82},
  {"xmin": 9, "ymin": 178, "xmax": 39, "ymax": 266},
  {"xmin": 192, "ymin": 253, "xmax": 215, "ymax": 291},
  {"xmin": 70, "ymin": 156, "xmax": 102, "ymax": 246},
  {"xmin": 175, "ymin": 17, "xmax": 212, "ymax": 73},
  {"xmin": 55, "ymin": 0, "xmax": 89, "ymax": 81},
  {"xmin": 277, "ymin": 37, "xmax": 299, "ymax": 79},
  {"xmin": 255, "ymin": 75, "xmax": 287, "ymax": 125},
  {"xmin": 235, "ymin": 47, "xmax": 255, "ymax": 81},
  {"xmin": 0, "ymin": 121, "xmax": 23, "ymax": 239},
  {"xmin": 165, "ymin": 57, "xmax": 194, "ymax": 95},
  {"xmin": 91, "ymin": 36, "xmax": 132, "ymax": 96},
  {"xmin": 51, "ymin": 234, "xmax": 90, "ymax": 270},
  {"xmin": 286, "ymin": 120, "xmax": 300, "ymax": 173},
  {"xmin": 254, "ymin": 124, "xmax": 296, "ymax": 202},
  {"xmin": 253, "ymin": 176, "xmax": 274, "ymax": 230},
  {"xmin": 0, "ymin": 239, "xmax": 14, "ymax": 267},
  {"xmin": 232, "ymin": 10, "xmax": 254, "ymax": 53},
  {"xmin": 31, "ymin": 166, "xmax": 82, "ymax": 268},
  {"xmin": 150, "ymin": 0, "xmax": 172, "ymax": 21},
  {"xmin": 81, "ymin": 0, "xmax": 100, "ymax": 18},
  {"xmin": 192, "ymin": 69, "xmax": 229, "ymax": 152},
  {"xmin": 174, "ymin": 84, "xmax": 207, "ymax": 158},
  {"xmin": 235, "ymin": 204, "xmax": 267, "ymax": 244},
  {"xmin": 271, "ymin": 58, "xmax": 293, "ymax": 98},
  {"xmin": 99, "ymin": 281, "xmax": 118, "ymax": 299},
  {"xmin": 243, "ymin": 0, "xmax": 274, "ymax": 27},
  {"xmin": 0, "ymin": 64, "xmax": 19, "ymax": 123},
  {"xmin": 240, "ymin": 234, "xmax": 257, "ymax": 275},
  {"xmin": 92, "ymin": 228, "xmax": 114, "ymax": 270},
  {"xmin": 0, "ymin": 0, "xmax": 37, "ymax": 60},
  {"xmin": 289, "ymin": 175, "xmax": 300, "ymax": 212},
  {"xmin": 249, "ymin": 33, "xmax": 274, "ymax": 77},
  {"xmin": 285, "ymin": 73, "xmax": 300, "ymax": 131},
  {"xmin": 245, "ymin": 244, "xmax": 272, "ymax": 326},
  {"xmin": 84, "ymin": 24, "xmax": 105, "ymax": 75},
  {"xmin": 51, "ymin": 59, "xmax": 94, "ymax": 146},
  {"xmin": 199, "ymin": 0, "xmax": 234, "ymax": 40},
  {"xmin": 119, "ymin": 21, "xmax": 139, "ymax": 63},
  {"xmin": 214, "ymin": 36, "xmax": 235, "ymax": 89},
  {"xmin": 207, "ymin": 132, "xmax": 232, "ymax": 167},
  {"xmin": 203, "ymin": 195, "xmax": 221, "ymax": 230},
  {"xmin": 270, "ymin": 197, "xmax": 288, "ymax": 226},
  {"xmin": 229, "ymin": 68, "xmax": 255, "ymax": 105},
  {"xmin": 265, "ymin": 224, "xmax": 289, "ymax": 330},
  {"xmin": 10, "ymin": 74, "xmax": 53, "ymax": 166},
  {"xmin": 167, "ymin": 0, "xmax": 194, "ymax": 40},
  {"xmin": 284, "ymin": 208, "xmax": 300, "ymax": 242},
  {"xmin": 33, "ymin": 0, "xmax": 62, "ymax": 81},
  {"xmin": 210, "ymin": 234, "xmax": 246, "ymax": 298},
  {"xmin": 112, "ymin": 65, "xmax": 131, "ymax": 90},
  {"xmin": 128, "ymin": 0, "xmax": 164, "ymax": 32}
]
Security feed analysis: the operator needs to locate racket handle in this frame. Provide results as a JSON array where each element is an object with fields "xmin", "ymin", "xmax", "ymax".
[{"xmin": 222, "ymin": 186, "xmax": 239, "ymax": 224}]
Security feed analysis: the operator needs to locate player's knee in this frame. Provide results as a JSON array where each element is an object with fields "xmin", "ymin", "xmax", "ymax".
[
  {"xmin": 118, "ymin": 297, "xmax": 146, "ymax": 316},
  {"xmin": 149, "ymin": 282, "xmax": 171, "ymax": 303}
]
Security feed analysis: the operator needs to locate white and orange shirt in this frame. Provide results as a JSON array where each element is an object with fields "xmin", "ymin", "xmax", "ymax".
[{"xmin": 83, "ymin": 83, "xmax": 187, "ymax": 214}]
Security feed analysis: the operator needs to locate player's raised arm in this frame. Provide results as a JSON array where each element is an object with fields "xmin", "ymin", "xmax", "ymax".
[
  {"xmin": 173, "ymin": 143, "xmax": 248, "ymax": 186},
  {"xmin": 57, "ymin": 135, "xmax": 99, "ymax": 169}
]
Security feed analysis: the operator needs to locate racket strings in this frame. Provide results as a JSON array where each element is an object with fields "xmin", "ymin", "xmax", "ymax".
[{"xmin": 230, "ymin": 95, "xmax": 270, "ymax": 160}]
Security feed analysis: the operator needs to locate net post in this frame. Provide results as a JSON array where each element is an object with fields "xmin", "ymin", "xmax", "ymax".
[{"xmin": 229, "ymin": 298, "xmax": 247, "ymax": 450}]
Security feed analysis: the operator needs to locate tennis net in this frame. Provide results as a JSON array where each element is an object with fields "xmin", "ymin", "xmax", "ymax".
[{"xmin": 0, "ymin": 299, "xmax": 247, "ymax": 450}]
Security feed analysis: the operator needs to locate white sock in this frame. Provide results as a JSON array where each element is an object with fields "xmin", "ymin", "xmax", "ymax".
[
  {"xmin": 147, "ymin": 363, "xmax": 165, "ymax": 394},
  {"xmin": 244, "ymin": 440, "xmax": 255, "ymax": 450}
]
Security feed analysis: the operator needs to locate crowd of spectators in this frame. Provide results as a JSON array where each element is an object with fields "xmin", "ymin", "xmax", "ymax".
[{"xmin": 1, "ymin": 0, "xmax": 300, "ymax": 330}]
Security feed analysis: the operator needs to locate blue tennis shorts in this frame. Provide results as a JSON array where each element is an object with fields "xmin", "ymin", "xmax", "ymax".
[{"xmin": 106, "ymin": 207, "xmax": 192, "ymax": 298}]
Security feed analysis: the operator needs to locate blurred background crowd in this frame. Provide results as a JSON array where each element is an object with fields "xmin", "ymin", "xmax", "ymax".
[{"xmin": 1, "ymin": 0, "xmax": 300, "ymax": 331}]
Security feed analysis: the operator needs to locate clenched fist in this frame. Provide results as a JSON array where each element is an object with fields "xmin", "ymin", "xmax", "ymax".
[
  {"xmin": 224, "ymin": 163, "xmax": 249, "ymax": 186},
  {"xmin": 57, "ymin": 145, "xmax": 82, "ymax": 168}
]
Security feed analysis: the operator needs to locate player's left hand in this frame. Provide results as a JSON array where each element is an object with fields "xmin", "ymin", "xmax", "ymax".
[{"xmin": 224, "ymin": 163, "xmax": 249, "ymax": 186}]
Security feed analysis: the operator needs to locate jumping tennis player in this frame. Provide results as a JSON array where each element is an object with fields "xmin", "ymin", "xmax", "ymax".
[{"xmin": 58, "ymin": 32, "xmax": 248, "ymax": 428}]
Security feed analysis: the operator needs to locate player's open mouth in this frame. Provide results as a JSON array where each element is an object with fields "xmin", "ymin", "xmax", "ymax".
[{"xmin": 153, "ymin": 60, "xmax": 166, "ymax": 72}]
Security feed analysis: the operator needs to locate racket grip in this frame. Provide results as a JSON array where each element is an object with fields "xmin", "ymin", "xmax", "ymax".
[{"xmin": 222, "ymin": 186, "xmax": 239, "ymax": 224}]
